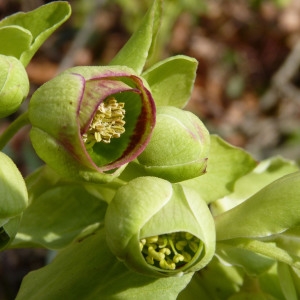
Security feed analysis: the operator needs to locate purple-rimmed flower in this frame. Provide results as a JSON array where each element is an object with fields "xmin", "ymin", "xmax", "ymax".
[{"xmin": 29, "ymin": 66, "xmax": 156, "ymax": 182}]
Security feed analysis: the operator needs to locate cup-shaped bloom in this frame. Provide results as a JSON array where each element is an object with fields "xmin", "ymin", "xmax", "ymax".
[
  {"xmin": 137, "ymin": 106, "xmax": 210, "ymax": 182},
  {"xmin": 0, "ymin": 152, "xmax": 28, "ymax": 221},
  {"xmin": 0, "ymin": 55, "xmax": 29, "ymax": 118},
  {"xmin": 105, "ymin": 176, "xmax": 215, "ymax": 277},
  {"xmin": 29, "ymin": 66, "xmax": 155, "ymax": 182}
]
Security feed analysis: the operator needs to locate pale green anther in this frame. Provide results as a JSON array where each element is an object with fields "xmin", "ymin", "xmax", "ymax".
[
  {"xmin": 176, "ymin": 240, "xmax": 187, "ymax": 251},
  {"xmin": 146, "ymin": 236, "xmax": 159, "ymax": 244},
  {"xmin": 185, "ymin": 232, "xmax": 194, "ymax": 240},
  {"xmin": 148, "ymin": 246, "xmax": 165, "ymax": 261},
  {"xmin": 146, "ymin": 256, "xmax": 155, "ymax": 265},
  {"xmin": 182, "ymin": 251, "xmax": 192, "ymax": 262},
  {"xmin": 82, "ymin": 97, "xmax": 126, "ymax": 146},
  {"xmin": 140, "ymin": 239, "xmax": 146, "ymax": 251},
  {"xmin": 159, "ymin": 248, "xmax": 171, "ymax": 255},
  {"xmin": 189, "ymin": 240, "xmax": 199, "ymax": 253},
  {"xmin": 173, "ymin": 254, "xmax": 185, "ymax": 263},
  {"xmin": 158, "ymin": 236, "xmax": 168, "ymax": 248},
  {"xmin": 159, "ymin": 259, "xmax": 176, "ymax": 270}
]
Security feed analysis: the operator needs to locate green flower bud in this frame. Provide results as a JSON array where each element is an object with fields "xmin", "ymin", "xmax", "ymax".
[
  {"xmin": 0, "ymin": 152, "xmax": 28, "ymax": 220},
  {"xmin": 105, "ymin": 176, "xmax": 215, "ymax": 277},
  {"xmin": 0, "ymin": 55, "xmax": 29, "ymax": 118},
  {"xmin": 137, "ymin": 106, "xmax": 210, "ymax": 182},
  {"xmin": 29, "ymin": 66, "xmax": 156, "ymax": 183}
]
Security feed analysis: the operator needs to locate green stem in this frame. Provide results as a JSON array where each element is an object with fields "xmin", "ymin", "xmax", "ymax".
[{"xmin": 0, "ymin": 111, "xmax": 30, "ymax": 150}]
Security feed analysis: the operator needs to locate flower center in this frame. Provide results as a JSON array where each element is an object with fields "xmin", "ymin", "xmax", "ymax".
[
  {"xmin": 140, "ymin": 232, "xmax": 202, "ymax": 270},
  {"xmin": 82, "ymin": 97, "xmax": 125, "ymax": 148}
]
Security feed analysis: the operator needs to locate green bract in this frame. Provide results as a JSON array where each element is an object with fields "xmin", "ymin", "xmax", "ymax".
[
  {"xmin": 137, "ymin": 106, "xmax": 210, "ymax": 182},
  {"xmin": 105, "ymin": 176, "xmax": 215, "ymax": 277},
  {"xmin": 29, "ymin": 66, "xmax": 156, "ymax": 183},
  {"xmin": 0, "ymin": 55, "xmax": 29, "ymax": 118}
]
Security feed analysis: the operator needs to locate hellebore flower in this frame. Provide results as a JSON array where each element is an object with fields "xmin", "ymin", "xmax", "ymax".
[
  {"xmin": 105, "ymin": 176, "xmax": 215, "ymax": 277},
  {"xmin": 137, "ymin": 106, "xmax": 210, "ymax": 182},
  {"xmin": 29, "ymin": 66, "xmax": 156, "ymax": 182},
  {"xmin": 0, "ymin": 55, "xmax": 29, "ymax": 118}
]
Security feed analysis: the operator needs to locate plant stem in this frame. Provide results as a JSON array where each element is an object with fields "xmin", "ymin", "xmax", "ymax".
[{"xmin": 0, "ymin": 111, "xmax": 30, "ymax": 150}]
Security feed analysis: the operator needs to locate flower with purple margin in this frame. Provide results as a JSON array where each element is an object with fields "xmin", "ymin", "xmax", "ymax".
[{"xmin": 29, "ymin": 66, "xmax": 156, "ymax": 182}]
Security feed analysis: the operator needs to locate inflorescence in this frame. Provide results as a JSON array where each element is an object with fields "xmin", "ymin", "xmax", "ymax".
[
  {"xmin": 140, "ymin": 232, "xmax": 202, "ymax": 270},
  {"xmin": 83, "ymin": 97, "xmax": 125, "ymax": 148}
]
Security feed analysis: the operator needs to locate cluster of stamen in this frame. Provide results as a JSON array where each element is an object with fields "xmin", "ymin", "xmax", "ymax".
[
  {"xmin": 82, "ymin": 97, "xmax": 125, "ymax": 148},
  {"xmin": 140, "ymin": 232, "xmax": 201, "ymax": 270}
]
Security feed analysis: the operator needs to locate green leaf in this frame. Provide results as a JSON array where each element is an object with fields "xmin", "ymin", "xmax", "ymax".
[
  {"xmin": 16, "ymin": 228, "xmax": 193, "ymax": 300},
  {"xmin": 0, "ymin": 216, "xmax": 21, "ymax": 250},
  {"xmin": 258, "ymin": 263, "xmax": 285, "ymax": 299},
  {"xmin": 215, "ymin": 171, "xmax": 300, "ymax": 241},
  {"xmin": 109, "ymin": 0, "xmax": 162, "ymax": 74},
  {"xmin": 277, "ymin": 262, "xmax": 298, "ymax": 300},
  {"xmin": 181, "ymin": 135, "xmax": 257, "ymax": 204},
  {"xmin": 178, "ymin": 257, "xmax": 244, "ymax": 300},
  {"xmin": 0, "ymin": 26, "xmax": 32, "ymax": 58},
  {"xmin": 211, "ymin": 156, "xmax": 299, "ymax": 215},
  {"xmin": 142, "ymin": 55, "xmax": 198, "ymax": 108},
  {"xmin": 0, "ymin": 1, "xmax": 71, "ymax": 66},
  {"xmin": 12, "ymin": 183, "xmax": 107, "ymax": 249},
  {"xmin": 219, "ymin": 238, "xmax": 300, "ymax": 270},
  {"xmin": 216, "ymin": 242, "xmax": 275, "ymax": 275}
]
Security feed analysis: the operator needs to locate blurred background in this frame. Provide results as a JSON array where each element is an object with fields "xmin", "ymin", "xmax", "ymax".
[{"xmin": 1, "ymin": 0, "xmax": 300, "ymax": 298}]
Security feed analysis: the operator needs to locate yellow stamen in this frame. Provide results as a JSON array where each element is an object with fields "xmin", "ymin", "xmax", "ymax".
[
  {"xmin": 140, "ymin": 232, "xmax": 201, "ymax": 271},
  {"xmin": 82, "ymin": 97, "xmax": 125, "ymax": 147}
]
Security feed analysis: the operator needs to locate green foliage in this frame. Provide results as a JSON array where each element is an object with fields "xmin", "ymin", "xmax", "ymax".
[{"xmin": 0, "ymin": 1, "xmax": 300, "ymax": 299}]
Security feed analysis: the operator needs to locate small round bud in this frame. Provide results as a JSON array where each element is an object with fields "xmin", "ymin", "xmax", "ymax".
[
  {"xmin": 0, "ymin": 55, "xmax": 29, "ymax": 118},
  {"xmin": 138, "ymin": 106, "xmax": 210, "ymax": 182}
]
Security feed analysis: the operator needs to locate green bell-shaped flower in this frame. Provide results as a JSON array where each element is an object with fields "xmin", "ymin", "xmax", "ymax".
[
  {"xmin": 137, "ymin": 106, "xmax": 210, "ymax": 182},
  {"xmin": 105, "ymin": 176, "xmax": 215, "ymax": 277},
  {"xmin": 0, "ymin": 55, "xmax": 29, "ymax": 118},
  {"xmin": 29, "ymin": 66, "xmax": 156, "ymax": 183}
]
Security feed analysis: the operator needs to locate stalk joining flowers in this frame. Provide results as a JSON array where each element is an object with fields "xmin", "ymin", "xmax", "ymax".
[
  {"xmin": 140, "ymin": 232, "xmax": 202, "ymax": 270},
  {"xmin": 82, "ymin": 97, "xmax": 126, "ymax": 148}
]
